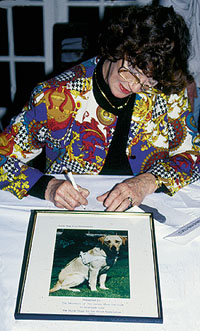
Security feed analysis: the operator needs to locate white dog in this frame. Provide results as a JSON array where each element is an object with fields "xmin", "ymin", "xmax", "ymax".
[{"xmin": 49, "ymin": 235, "xmax": 127, "ymax": 293}]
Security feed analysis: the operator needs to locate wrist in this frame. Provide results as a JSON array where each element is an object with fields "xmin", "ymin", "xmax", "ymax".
[
  {"xmin": 29, "ymin": 175, "xmax": 54, "ymax": 200},
  {"xmin": 44, "ymin": 178, "xmax": 58, "ymax": 201},
  {"xmin": 131, "ymin": 173, "xmax": 159, "ymax": 194},
  {"xmin": 154, "ymin": 175, "xmax": 163, "ymax": 189}
]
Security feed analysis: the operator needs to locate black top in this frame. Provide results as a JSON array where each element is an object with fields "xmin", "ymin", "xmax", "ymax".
[{"xmin": 93, "ymin": 58, "xmax": 135, "ymax": 175}]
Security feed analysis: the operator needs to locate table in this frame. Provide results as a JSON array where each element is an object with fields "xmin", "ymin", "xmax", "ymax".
[{"xmin": 0, "ymin": 175, "xmax": 200, "ymax": 331}]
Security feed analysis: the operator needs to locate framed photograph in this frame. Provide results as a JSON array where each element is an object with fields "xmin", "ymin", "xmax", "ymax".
[{"xmin": 15, "ymin": 210, "xmax": 162, "ymax": 323}]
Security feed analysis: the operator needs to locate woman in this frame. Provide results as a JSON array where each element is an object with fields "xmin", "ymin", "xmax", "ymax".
[{"xmin": 0, "ymin": 5, "xmax": 199, "ymax": 211}]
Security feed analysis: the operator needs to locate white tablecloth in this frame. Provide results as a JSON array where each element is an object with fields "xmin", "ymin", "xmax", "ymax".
[{"xmin": 0, "ymin": 175, "xmax": 200, "ymax": 331}]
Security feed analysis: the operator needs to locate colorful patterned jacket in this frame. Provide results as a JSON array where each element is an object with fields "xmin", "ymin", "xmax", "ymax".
[{"xmin": 0, "ymin": 57, "xmax": 199, "ymax": 199}]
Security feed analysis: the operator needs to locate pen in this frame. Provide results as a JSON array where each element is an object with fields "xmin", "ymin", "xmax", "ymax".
[
  {"xmin": 67, "ymin": 171, "xmax": 79, "ymax": 192},
  {"xmin": 63, "ymin": 169, "xmax": 86, "ymax": 210}
]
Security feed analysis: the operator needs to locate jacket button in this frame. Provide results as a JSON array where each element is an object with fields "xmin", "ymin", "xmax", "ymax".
[{"xmin": 130, "ymin": 155, "xmax": 136, "ymax": 159}]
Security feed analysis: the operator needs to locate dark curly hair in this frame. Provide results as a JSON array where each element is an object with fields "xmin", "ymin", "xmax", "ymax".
[{"xmin": 99, "ymin": 5, "xmax": 192, "ymax": 94}]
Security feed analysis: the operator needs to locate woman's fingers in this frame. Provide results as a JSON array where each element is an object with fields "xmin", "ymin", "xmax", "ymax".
[
  {"xmin": 45, "ymin": 174, "xmax": 157, "ymax": 211},
  {"xmin": 97, "ymin": 174, "xmax": 157, "ymax": 211},
  {"xmin": 97, "ymin": 184, "xmax": 135, "ymax": 211},
  {"xmin": 45, "ymin": 178, "xmax": 89, "ymax": 209}
]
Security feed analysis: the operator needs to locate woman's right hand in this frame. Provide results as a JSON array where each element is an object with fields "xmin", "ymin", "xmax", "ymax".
[{"xmin": 45, "ymin": 178, "xmax": 89, "ymax": 209}]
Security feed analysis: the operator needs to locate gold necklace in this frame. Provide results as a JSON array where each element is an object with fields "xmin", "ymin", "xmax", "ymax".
[{"xmin": 94, "ymin": 70, "xmax": 131, "ymax": 110}]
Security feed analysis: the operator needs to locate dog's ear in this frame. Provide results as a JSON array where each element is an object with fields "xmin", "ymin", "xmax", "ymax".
[
  {"xmin": 120, "ymin": 236, "xmax": 127, "ymax": 245},
  {"xmin": 98, "ymin": 236, "xmax": 105, "ymax": 245}
]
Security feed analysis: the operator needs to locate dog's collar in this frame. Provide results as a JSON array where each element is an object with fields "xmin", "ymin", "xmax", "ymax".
[{"xmin": 80, "ymin": 249, "xmax": 106, "ymax": 265}]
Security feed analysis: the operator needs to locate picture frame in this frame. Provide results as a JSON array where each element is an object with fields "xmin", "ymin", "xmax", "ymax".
[{"xmin": 15, "ymin": 210, "xmax": 163, "ymax": 323}]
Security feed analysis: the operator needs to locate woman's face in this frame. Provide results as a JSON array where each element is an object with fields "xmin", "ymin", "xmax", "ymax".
[{"xmin": 105, "ymin": 59, "xmax": 157, "ymax": 98}]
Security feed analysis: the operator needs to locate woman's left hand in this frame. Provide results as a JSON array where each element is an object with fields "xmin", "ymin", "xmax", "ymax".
[{"xmin": 96, "ymin": 173, "xmax": 158, "ymax": 211}]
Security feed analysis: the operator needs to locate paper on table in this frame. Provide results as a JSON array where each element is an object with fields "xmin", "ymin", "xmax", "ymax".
[
  {"xmin": 164, "ymin": 216, "xmax": 200, "ymax": 245},
  {"xmin": 0, "ymin": 175, "xmax": 199, "ymax": 227},
  {"xmin": 0, "ymin": 175, "xmax": 140, "ymax": 212}
]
